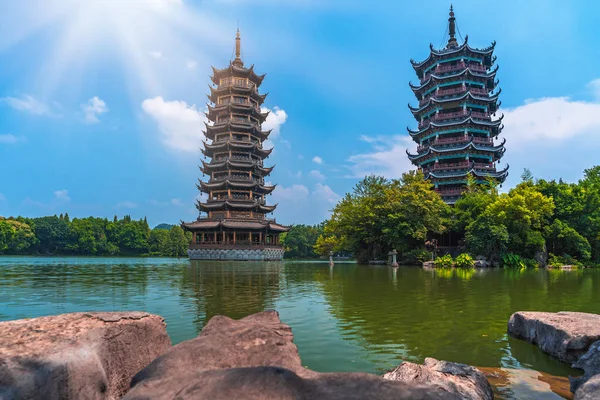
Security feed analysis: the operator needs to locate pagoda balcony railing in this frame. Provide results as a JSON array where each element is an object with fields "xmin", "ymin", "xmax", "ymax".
[
  {"xmin": 213, "ymin": 156, "xmax": 263, "ymax": 166},
  {"xmin": 432, "ymin": 161, "xmax": 471, "ymax": 170},
  {"xmin": 211, "ymin": 175, "xmax": 264, "ymax": 184},
  {"xmin": 214, "ymin": 136, "xmax": 259, "ymax": 144},
  {"xmin": 435, "ymin": 188, "xmax": 465, "ymax": 197},
  {"xmin": 433, "ymin": 110, "xmax": 469, "ymax": 121},
  {"xmin": 215, "ymin": 117, "xmax": 258, "ymax": 126},
  {"xmin": 217, "ymin": 81, "xmax": 256, "ymax": 90},
  {"xmin": 472, "ymin": 137, "xmax": 494, "ymax": 145},
  {"xmin": 470, "ymin": 87, "xmax": 489, "ymax": 96},
  {"xmin": 473, "ymin": 162, "xmax": 495, "ymax": 170},
  {"xmin": 471, "ymin": 111, "xmax": 490, "ymax": 120},
  {"xmin": 210, "ymin": 196, "xmax": 266, "ymax": 203},
  {"xmin": 418, "ymin": 136, "xmax": 494, "ymax": 152},
  {"xmin": 436, "ymin": 86, "xmax": 467, "ymax": 97}
]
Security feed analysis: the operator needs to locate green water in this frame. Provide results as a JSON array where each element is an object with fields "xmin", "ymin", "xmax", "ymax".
[{"xmin": 1, "ymin": 257, "xmax": 599, "ymax": 399}]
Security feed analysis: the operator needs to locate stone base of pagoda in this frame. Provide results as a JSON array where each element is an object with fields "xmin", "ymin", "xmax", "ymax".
[{"xmin": 187, "ymin": 244, "xmax": 285, "ymax": 261}]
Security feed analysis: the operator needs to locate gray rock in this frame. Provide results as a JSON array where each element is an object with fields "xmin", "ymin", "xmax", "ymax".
[
  {"xmin": 507, "ymin": 311, "xmax": 600, "ymax": 363},
  {"xmin": 0, "ymin": 312, "xmax": 171, "ymax": 400},
  {"xmin": 574, "ymin": 374, "xmax": 600, "ymax": 400},
  {"xmin": 125, "ymin": 311, "xmax": 460, "ymax": 400},
  {"xmin": 382, "ymin": 358, "xmax": 494, "ymax": 400},
  {"xmin": 571, "ymin": 340, "xmax": 600, "ymax": 392},
  {"xmin": 474, "ymin": 259, "xmax": 491, "ymax": 268},
  {"xmin": 534, "ymin": 250, "xmax": 548, "ymax": 267}
]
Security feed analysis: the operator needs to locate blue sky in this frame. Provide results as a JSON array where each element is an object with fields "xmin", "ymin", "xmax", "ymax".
[{"xmin": 1, "ymin": 0, "xmax": 599, "ymax": 227}]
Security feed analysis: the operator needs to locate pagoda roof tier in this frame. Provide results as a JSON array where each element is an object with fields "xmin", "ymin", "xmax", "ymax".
[
  {"xmin": 407, "ymin": 115, "xmax": 504, "ymax": 136},
  {"xmin": 207, "ymin": 103, "xmax": 270, "ymax": 124},
  {"xmin": 410, "ymin": 37, "xmax": 496, "ymax": 70},
  {"xmin": 197, "ymin": 200, "xmax": 277, "ymax": 213},
  {"xmin": 410, "ymin": 94, "xmax": 501, "ymax": 119},
  {"xmin": 198, "ymin": 180, "xmax": 276, "ymax": 195},
  {"xmin": 204, "ymin": 121, "xmax": 271, "ymax": 141},
  {"xmin": 208, "ymin": 85, "xmax": 268, "ymax": 105},
  {"xmin": 407, "ymin": 141, "xmax": 506, "ymax": 161},
  {"xmin": 202, "ymin": 140, "xmax": 273, "ymax": 158},
  {"xmin": 200, "ymin": 160, "xmax": 274, "ymax": 176},
  {"xmin": 182, "ymin": 218, "xmax": 290, "ymax": 233},
  {"xmin": 424, "ymin": 164, "xmax": 509, "ymax": 180},
  {"xmin": 410, "ymin": 65, "xmax": 499, "ymax": 93},
  {"xmin": 416, "ymin": 138, "xmax": 506, "ymax": 155},
  {"xmin": 210, "ymin": 63, "xmax": 266, "ymax": 86}
]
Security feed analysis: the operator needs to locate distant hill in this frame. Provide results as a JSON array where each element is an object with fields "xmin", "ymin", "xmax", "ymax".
[{"xmin": 153, "ymin": 223, "xmax": 174, "ymax": 230}]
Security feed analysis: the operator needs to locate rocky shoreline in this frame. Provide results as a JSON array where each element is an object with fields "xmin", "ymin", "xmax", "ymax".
[
  {"xmin": 508, "ymin": 311, "xmax": 600, "ymax": 399},
  {"xmin": 1, "ymin": 310, "xmax": 598, "ymax": 399}
]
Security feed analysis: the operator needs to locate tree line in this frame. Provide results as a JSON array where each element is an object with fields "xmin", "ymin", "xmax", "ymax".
[
  {"xmin": 0, "ymin": 214, "xmax": 191, "ymax": 257},
  {"xmin": 313, "ymin": 166, "xmax": 600, "ymax": 267}
]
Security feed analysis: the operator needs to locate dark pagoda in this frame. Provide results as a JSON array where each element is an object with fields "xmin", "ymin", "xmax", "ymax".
[
  {"xmin": 181, "ymin": 30, "xmax": 289, "ymax": 261},
  {"xmin": 406, "ymin": 6, "xmax": 508, "ymax": 204}
]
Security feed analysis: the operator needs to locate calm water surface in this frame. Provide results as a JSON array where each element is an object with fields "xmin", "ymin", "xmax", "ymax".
[{"xmin": 1, "ymin": 257, "xmax": 599, "ymax": 399}]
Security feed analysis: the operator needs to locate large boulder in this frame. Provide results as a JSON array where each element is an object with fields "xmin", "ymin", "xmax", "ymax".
[
  {"xmin": 382, "ymin": 358, "xmax": 494, "ymax": 400},
  {"xmin": 125, "ymin": 310, "xmax": 460, "ymax": 399},
  {"xmin": 574, "ymin": 374, "xmax": 600, "ymax": 400},
  {"xmin": 507, "ymin": 312, "xmax": 600, "ymax": 363},
  {"xmin": 0, "ymin": 312, "xmax": 171, "ymax": 400},
  {"xmin": 571, "ymin": 340, "xmax": 600, "ymax": 392}
]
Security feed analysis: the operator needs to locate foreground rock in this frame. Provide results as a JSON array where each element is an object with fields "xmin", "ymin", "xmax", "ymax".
[
  {"xmin": 383, "ymin": 358, "xmax": 494, "ymax": 400},
  {"xmin": 125, "ymin": 310, "xmax": 460, "ymax": 399},
  {"xmin": 0, "ymin": 312, "xmax": 171, "ymax": 400},
  {"xmin": 571, "ymin": 340, "xmax": 600, "ymax": 392},
  {"xmin": 507, "ymin": 311, "xmax": 600, "ymax": 363},
  {"xmin": 574, "ymin": 374, "xmax": 600, "ymax": 400}
]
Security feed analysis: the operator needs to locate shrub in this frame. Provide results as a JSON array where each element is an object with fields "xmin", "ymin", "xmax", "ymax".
[
  {"xmin": 434, "ymin": 254, "xmax": 453, "ymax": 268},
  {"xmin": 548, "ymin": 253, "xmax": 583, "ymax": 268},
  {"xmin": 403, "ymin": 248, "xmax": 432, "ymax": 264},
  {"xmin": 501, "ymin": 253, "xmax": 536, "ymax": 269},
  {"xmin": 454, "ymin": 253, "xmax": 475, "ymax": 268}
]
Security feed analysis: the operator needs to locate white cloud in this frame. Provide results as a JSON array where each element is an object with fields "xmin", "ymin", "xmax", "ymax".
[
  {"xmin": 116, "ymin": 201, "xmax": 138, "ymax": 209},
  {"xmin": 289, "ymin": 170, "xmax": 302, "ymax": 179},
  {"xmin": 53, "ymin": 189, "xmax": 70, "ymax": 202},
  {"xmin": 313, "ymin": 183, "xmax": 340, "ymax": 204},
  {"xmin": 141, "ymin": 96, "xmax": 206, "ymax": 152},
  {"xmin": 1, "ymin": 94, "xmax": 53, "ymax": 116},
  {"xmin": 500, "ymin": 96, "xmax": 600, "ymax": 145},
  {"xmin": 588, "ymin": 79, "xmax": 600, "ymax": 101},
  {"xmin": 312, "ymin": 156, "xmax": 323, "ymax": 164},
  {"xmin": 272, "ymin": 184, "xmax": 310, "ymax": 201},
  {"xmin": 81, "ymin": 96, "xmax": 109, "ymax": 124},
  {"xmin": 186, "ymin": 60, "xmax": 198, "ymax": 69},
  {"xmin": 309, "ymin": 170, "xmax": 326, "ymax": 181},
  {"xmin": 171, "ymin": 198, "xmax": 184, "ymax": 206},
  {"xmin": 346, "ymin": 135, "xmax": 415, "ymax": 178},
  {"xmin": 149, "ymin": 50, "xmax": 163, "ymax": 59},
  {"xmin": 262, "ymin": 106, "xmax": 288, "ymax": 149},
  {"xmin": 0, "ymin": 134, "xmax": 24, "ymax": 144}
]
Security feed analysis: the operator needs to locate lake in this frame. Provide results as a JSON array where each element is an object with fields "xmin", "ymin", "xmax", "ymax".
[{"xmin": 1, "ymin": 257, "xmax": 599, "ymax": 399}]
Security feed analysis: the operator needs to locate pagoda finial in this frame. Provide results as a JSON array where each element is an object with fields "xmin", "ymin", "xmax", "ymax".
[
  {"xmin": 233, "ymin": 28, "xmax": 243, "ymax": 66},
  {"xmin": 447, "ymin": 4, "xmax": 458, "ymax": 48}
]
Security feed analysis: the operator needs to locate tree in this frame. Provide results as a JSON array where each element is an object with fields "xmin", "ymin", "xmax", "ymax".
[
  {"xmin": 168, "ymin": 226, "xmax": 189, "ymax": 257},
  {"xmin": 0, "ymin": 218, "xmax": 36, "ymax": 254},
  {"xmin": 282, "ymin": 224, "xmax": 323, "ymax": 259},
  {"xmin": 316, "ymin": 172, "xmax": 449, "ymax": 263}
]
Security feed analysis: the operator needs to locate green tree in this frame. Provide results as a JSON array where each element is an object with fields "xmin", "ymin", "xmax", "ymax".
[
  {"xmin": 168, "ymin": 226, "xmax": 189, "ymax": 257},
  {"xmin": 282, "ymin": 224, "xmax": 323, "ymax": 259},
  {"xmin": 316, "ymin": 172, "xmax": 449, "ymax": 263}
]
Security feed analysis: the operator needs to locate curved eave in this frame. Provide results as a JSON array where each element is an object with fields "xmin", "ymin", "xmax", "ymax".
[
  {"xmin": 411, "ymin": 37, "xmax": 496, "ymax": 69},
  {"xmin": 408, "ymin": 115, "xmax": 504, "ymax": 136},
  {"xmin": 260, "ymin": 204, "xmax": 277, "ymax": 213},
  {"xmin": 472, "ymin": 164, "xmax": 510, "ymax": 178},
  {"xmin": 409, "ymin": 90, "xmax": 502, "ymax": 114},
  {"xmin": 407, "ymin": 140, "xmax": 506, "ymax": 161},
  {"xmin": 204, "ymin": 122, "xmax": 270, "ymax": 139},
  {"xmin": 211, "ymin": 64, "xmax": 266, "ymax": 86},
  {"xmin": 208, "ymin": 85, "xmax": 267, "ymax": 105},
  {"xmin": 410, "ymin": 66, "xmax": 499, "ymax": 92}
]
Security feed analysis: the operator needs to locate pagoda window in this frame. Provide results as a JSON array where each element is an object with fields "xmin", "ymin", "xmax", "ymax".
[
  {"xmin": 218, "ymin": 97, "xmax": 231, "ymax": 105},
  {"xmin": 233, "ymin": 96, "xmax": 247, "ymax": 104}
]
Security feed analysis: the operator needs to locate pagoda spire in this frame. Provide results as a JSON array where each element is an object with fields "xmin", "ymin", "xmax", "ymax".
[
  {"xmin": 447, "ymin": 4, "xmax": 458, "ymax": 48},
  {"xmin": 233, "ymin": 29, "xmax": 243, "ymax": 67}
]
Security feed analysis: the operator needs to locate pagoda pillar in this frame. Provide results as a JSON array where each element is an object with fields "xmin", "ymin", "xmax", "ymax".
[
  {"xmin": 192, "ymin": 232, "xmax": 197, "ymax": 244},
  {"xmin": 201, "ymin": 232, "xmax": 205, "ymax": 243},
  {"xmin": 222, "ymin": 231, "xmax": 225, "ymax": 243},
  {"xmin": 259, "ymin": 231, "xmax": 262, "ymax": 244}
]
